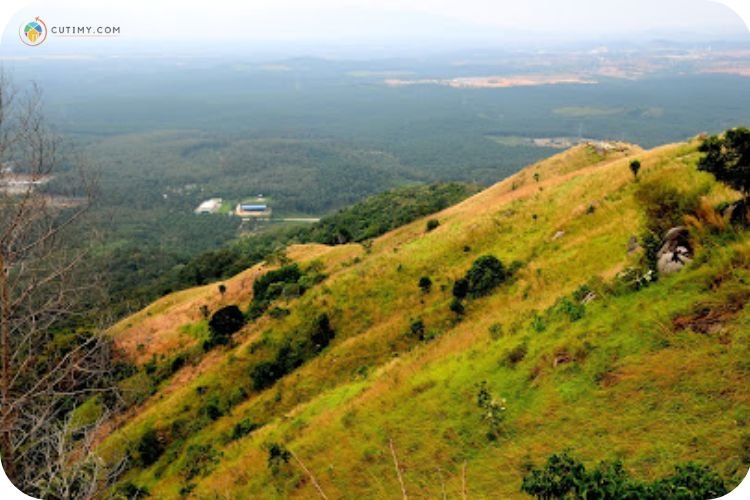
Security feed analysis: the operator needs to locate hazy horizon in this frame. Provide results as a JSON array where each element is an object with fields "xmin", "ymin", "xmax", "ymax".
[{"xmin": 1, "ymin": 0, "xmax": 748, "ymax": 59}]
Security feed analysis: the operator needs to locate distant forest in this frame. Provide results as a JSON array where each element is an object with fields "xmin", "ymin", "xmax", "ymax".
[{"xmin": 8, "ymin": 54, "xmax": 747, "ymax": 319}]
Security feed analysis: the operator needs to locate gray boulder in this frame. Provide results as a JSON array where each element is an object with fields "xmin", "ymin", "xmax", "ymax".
[{"xmin": 656, "ymin": 226, "xmax": 692, "ymax": 275}]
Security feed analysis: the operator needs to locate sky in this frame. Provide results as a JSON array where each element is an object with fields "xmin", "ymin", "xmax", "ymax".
[{"xmin": 0, "ymin": 0, "xmax": 748, "ymax": 57}]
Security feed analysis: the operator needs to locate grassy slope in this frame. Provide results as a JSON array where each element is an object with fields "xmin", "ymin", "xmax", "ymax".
[{"xmin": 101, "ymin": 140, "xmax": 750, "ymax": 498}]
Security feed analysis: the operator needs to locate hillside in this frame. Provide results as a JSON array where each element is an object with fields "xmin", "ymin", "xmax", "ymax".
[{"xmin": 99, "ymin": 139, "xmax": 750, "ymax": 498}]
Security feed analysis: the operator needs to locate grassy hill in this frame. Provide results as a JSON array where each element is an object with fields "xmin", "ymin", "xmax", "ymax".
[{"xmin": 99, "ymin": 139, "xmax": 750, "ymax": 498}]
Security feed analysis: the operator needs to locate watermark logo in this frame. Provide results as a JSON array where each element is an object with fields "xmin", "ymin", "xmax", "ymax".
[
  {"xmin": 19, "ymin": 17, "xmax": 47, "ymax": 46},
  {"xmin": 18, "ymin": 17, "xmax": 121, "ymax": 45}
]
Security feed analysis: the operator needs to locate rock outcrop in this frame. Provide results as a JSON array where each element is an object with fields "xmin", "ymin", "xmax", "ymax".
[{"xmin": 656, "ymin": 226, "xmax": 692, "ymax": 275}]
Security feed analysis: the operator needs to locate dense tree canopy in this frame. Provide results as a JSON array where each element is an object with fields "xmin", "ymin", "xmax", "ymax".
[{"xmin": 698, "ymin": 127, "xmax": 750, "ymax": 197}]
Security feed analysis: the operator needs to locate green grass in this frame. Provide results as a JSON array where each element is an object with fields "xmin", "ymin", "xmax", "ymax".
[{"xmin": 99, "ymin": 138, "xmax": 750, "ymax": 498}]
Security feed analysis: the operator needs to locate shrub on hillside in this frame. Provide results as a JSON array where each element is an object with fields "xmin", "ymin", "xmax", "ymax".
[
  {"xmin": 136, "ymin": 428, "xmax": 165, "ymax": 467},
  {"xmin": 418, "ymin": 276, "xmax": 432, "ymax": 293},
  {"xmin": 629, "ymin": 159, "xmax": 641, "ymax": 180},
  {"xmin": 614, "ymin": 266, "xmax": 656, "ymax": 293},
  {"xmin": 555, "ymin": 297, "xmax": 585, "ymax": 322},
  {"xmin": 465, "ymin": 255, "xmax": 507, "ymax": 298},
  {"xmin": 206, "ymin": 305, "xmax": 245, "ymax": 348},
  {"xmin": 253, "ymin": 265, "xmax": 302, "ymax": 304},
  {"xmin": 426, "ymin": 219, "xmax": 440, "ymax": 232},
  {"xmin": 182, "ymin": 444, "xmax": 220, "ymax": 480},
  {"xmin": 117, "ymin": 482, "xmax": 150, "ymax": 499},
  {"xmin": 452, "ymin": 278, "xmax": 469, "ymax": 299},
  {"xmin": 449, "ymin": 298, "xmax": 465, "ymax": 316},
  {"xmin": 521, "ymin": 452, "xmax": 727, "ymax": 499},
  {"xmin": 266, "ymin": 443, "xmax": 292, "ymax": 475},
  {"xmin": 409, "ymin": 319, "xmax": 426, "ymax": 341},
  {"xmin": 269, "ymin": 306, "xmax": 290, "ymax": 319},
  {"xmin": 250, "ymin": 361, "xmax": 282, "ymax": 391},
  {"xmin": 477, "ymin": 381, "xmax": 506, "ymax": 441},
  {"xmin": 503, "ymin": 343, "xmax": 528, "ymax": 366},
  {"xmin": 655, "ymin": 463, "xmax": 728, "ymax": 499},
  {"xmin": 248, "ymin": 263, "xmax": 326, "ymax": 319},
  {"xmin": 201, "ymin": 395, "xmax": 225, "ymax": 421},
  {"xmin": 488, "ymin": 322, "xmax": 503, "ymax": 340},
  {"xmin": 310, "ymin": 313, "xmax": 335, "ymax": 351},
  {"xmin": 521, "ymin": 453, "xmax": 586, "ymax": 498},
  {"xmin": 250, "ymin": 314, "xmax": 336, "ymax": 391},
  {"xmin": 229, "ymin": 419, "xmax": 259, "ymax": 441},
  {"xmin": 635, "ymin": 181, "xmax": 701, "ymax": 238}
]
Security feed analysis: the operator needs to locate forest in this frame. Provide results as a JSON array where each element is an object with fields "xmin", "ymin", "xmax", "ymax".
[{"xmin": 12, "ymin": 53, "xmax": 742, "ymax": 318}]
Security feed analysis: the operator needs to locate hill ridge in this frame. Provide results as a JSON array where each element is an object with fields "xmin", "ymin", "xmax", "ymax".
[{"xmin": 99, "ymin": 137, "xmax": 750, "ymax": 498}]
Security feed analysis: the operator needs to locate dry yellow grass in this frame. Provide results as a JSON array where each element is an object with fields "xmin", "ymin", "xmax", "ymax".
[{"xmin": 109, "ymin": 264, "xmax": 269, "ymax": 364}]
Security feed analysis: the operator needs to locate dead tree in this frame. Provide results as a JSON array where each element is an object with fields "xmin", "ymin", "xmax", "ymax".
[{"xmin": 0, "ymin": 72, "xmax": 118, "ymax": 496}]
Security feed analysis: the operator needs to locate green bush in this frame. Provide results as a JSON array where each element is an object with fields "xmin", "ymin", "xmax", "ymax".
[
  {"xmin": 136, "ymin": 428, "xmax": 165, "ymax": 467},
  {"xmin": 117, "ymin": 482, "xmax": 150, "ymax": 499},
  {"xmin": 250, "ymin": 264, "xmax": 303, "ymax": 318},
  {"xmin": 452, "ymin": 278, "xmax": 469, "ymax": 299},
  {"xmin": 201, "ymin": 395, "xmax": 224, "ymax": 421},
  {"xmin": 206, "ymin": 305, "xmax": 245, "ymax": 348},
  {"xmin": 521, "ymin": 453, "xmax": 587, "ymax": 498},
  {"xmin": 635, "ymin": 181, "xmax": 701, "ymax": 238},
  {"xmin": 248, "ymin": 264, "xmax": 326, "ymax": 320},
  {"xmin": 630, "ymin": 159, "xmax": 641, "ymax": 179},
  {"xmin": 310, "ymin": 313, "xmax": 335, "ymax": 351},
  {"xmin": 409, "ymin": 319, "xmax": 426, "ymax": 340},
  {"xmin": 477, "ymin": 381, "xmax": 506, "ymax": 441},
  {"xmin": 250, "ymin": 361, "xmax": 283, "ymax": 391},
  {"xmin": 639, "ymin": 229, "xmax": 662, "ymax": 271},
  {"xmin": 250, "ymin": 314, "xmax": 335, "ymax": 391},
  {"xmin": 418, "ymin": 276, "xmax": 432, "ymax": 293},
  {"xmin": 426, "ymin": 219, "xmax": 440, "ymax": 232},
  {"xmin": 465, "ymin": 255, "xmax": 507, "ymax": 298},
  {"xmin": 254, "ymin": 265, "xmax": 303, "ymax": 300},
  {"xmin": 267, "ymin": 442, "xmax": 292, "ymax": 475},
  {"xmin": 531, "ymin": 313, "xmax": 546, "ymax": 333},
  {"xmin": 488, "ymin": 322, "xmax": 503, "ymax": 340},
  {"xmin": 230, "ymin": 419, "xmax": 259, "ymax": 441},
  {"xmin": 182, "ymin": 444, "xmax": 220, "ymax": 480},
  {"xmin": 614, "ymin": 266, "xmax": 656, "ymax": 293},
  {"xmin": 556, "ymin": 297, "xmax": 585, "ymax": 322},
  {"xmin": 450, "ymin": 298, "xmax": 465, "ymax": 316},
  {"xmin": 503, "ymin": 343, "xmax": 528, "ymax": 366},
  {"xmin": 655, "ymin": 463, "xmax": 727, "ymax": 499},
  {"xmin": 269, "ymin": 306, "xmax": 291, "ymax": 319},
  {"xmin": 521, "ymin": 452, "xmax": 727, "ymax": 499}
]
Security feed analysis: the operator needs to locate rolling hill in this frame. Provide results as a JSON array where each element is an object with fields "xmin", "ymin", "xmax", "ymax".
[{"xmin": 98, "ymin": 138, "xmax": 750, "ymax": 498}]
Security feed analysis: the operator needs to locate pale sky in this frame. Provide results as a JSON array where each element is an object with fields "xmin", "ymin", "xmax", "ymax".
[{"xmin": 0, "ymin": 0, "xmax": 748, "ymax": 55}]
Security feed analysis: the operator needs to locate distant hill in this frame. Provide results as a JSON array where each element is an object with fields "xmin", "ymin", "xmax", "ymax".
[{"xmin": 97, "ymin": 138, "xmax": 750, "ymax": 498}]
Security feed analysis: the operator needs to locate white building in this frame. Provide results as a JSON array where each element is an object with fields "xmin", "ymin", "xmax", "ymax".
[{"xmin": 194, "ymin": 198, "xmax": 223, "ymax": 214}]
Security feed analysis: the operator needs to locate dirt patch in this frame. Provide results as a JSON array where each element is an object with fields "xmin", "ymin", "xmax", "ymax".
[{"xmin": 673, "ymin": 297, "xmax": 747, "ymax": 335}]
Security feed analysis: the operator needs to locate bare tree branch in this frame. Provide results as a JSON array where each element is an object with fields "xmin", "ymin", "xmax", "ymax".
[{"xmin": 0, "ymin": 72, "xmax": 118, "ymax": 497}]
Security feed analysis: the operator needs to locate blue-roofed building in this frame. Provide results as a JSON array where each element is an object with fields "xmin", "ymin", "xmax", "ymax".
[
  {"xmin": 239, "ymin": 204, "xmax": 267, "ymax": 212},
  {"xmin": 235, "ymin": 200, "xmax": 272, "ymax": 219}
]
